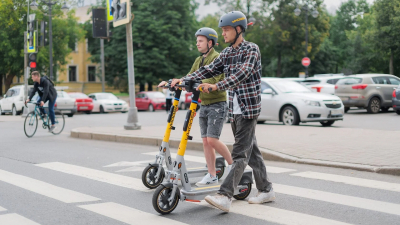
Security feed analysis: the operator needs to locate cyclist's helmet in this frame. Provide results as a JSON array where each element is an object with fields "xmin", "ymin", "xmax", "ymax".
[
  {"xmin": 218, "ymin": 11, "xmax": 247, "ymax": 46},
  {"xmin": 195, "ymin": 27, "xmax": 218, "ymax": 46}
]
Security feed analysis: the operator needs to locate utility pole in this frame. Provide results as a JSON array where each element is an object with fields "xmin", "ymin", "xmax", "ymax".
[{"xmin": 100, "ymin": 39, "xmax": 105, "ymax": 92}]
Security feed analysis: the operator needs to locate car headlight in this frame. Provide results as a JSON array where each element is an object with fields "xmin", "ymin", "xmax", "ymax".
[{"xmin": 302, "ymin": 99, "xmax": 321, "ymax": 107}]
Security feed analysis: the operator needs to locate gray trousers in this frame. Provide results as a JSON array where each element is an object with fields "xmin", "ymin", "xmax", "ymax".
[{"xmin": 218, "ymin": 114, "xmax": 272, "ymax": 198}]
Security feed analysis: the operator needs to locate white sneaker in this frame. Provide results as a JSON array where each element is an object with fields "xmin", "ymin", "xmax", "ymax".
[
  {"xmin": 248, "ymin": 189, "xmax": 276, "ymax": 204},
  {"xmin": 195, "ymin": 173, "xmax": 218, "ymax": 186},
  {"xmin": 205, "ymin": 194, "xmax": 232, "ymax": 212}
]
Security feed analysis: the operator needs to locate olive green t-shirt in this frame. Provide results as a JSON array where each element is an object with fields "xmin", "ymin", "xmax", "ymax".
[{"xmin": 187, "ymin": 48, "xmax": 227, "ymax": 106}]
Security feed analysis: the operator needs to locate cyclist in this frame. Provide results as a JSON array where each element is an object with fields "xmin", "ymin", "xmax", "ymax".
[
  {"xmin": 25, "ymin": 71, "xmax": 58, "ymax": 132},
  {"xmin": 171, "ymin": 11, "xmax": 275, "ymax": 212},
  {"xmin": 159, "ymin": 27, "xmax": 233, "ymax": 186}
]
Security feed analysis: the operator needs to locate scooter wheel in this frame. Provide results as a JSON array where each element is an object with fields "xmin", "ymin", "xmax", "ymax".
[
  {"xmin": 142, "ymin": 165, "xmax": 165, "ymax": 189},
  {"xmin": 152, "ymin": 185, "xmax": 180, "ymax": 214},
  {"xmin": 216, "ymin": 166, "xmax": 225, "ymax": 180},
  {"xmin": 233, "ymin": 183, "xmax": 252, "ymax": 200}
]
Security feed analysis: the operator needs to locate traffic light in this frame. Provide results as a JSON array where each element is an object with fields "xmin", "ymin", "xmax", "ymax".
[
  {"xmin": 28, "ymin": 53, "xmax": 37, "ymax": 69},
  {"xmin": 111, "ymin": 0, "xmax": 131, "ymax": 27},
  {"xmin": 40, "ymin": 21, "xmax": 48, "ymax": 47}
]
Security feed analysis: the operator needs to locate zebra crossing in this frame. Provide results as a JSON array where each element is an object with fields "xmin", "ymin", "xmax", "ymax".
[{"xmin": 0, "ymin": 151, "xmax": 399, "ymax": 225}]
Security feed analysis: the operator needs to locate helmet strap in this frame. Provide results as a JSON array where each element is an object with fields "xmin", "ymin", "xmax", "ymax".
[
  {"xmin": 230, "ymin": 27, "xmax": 244, "ymax": 47},
  {"xmin": 201, "ymin": 40, "xmax": 213, "ymax": 56}
]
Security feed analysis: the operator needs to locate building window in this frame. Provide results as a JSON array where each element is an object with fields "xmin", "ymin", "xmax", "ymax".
[
  {"xmin": 88, "ymin": 66, "xmax": 96, "ymax": 82},
  {"xmin": 69, "ymin": 66, "xmax": 77, "ymax": 82}
]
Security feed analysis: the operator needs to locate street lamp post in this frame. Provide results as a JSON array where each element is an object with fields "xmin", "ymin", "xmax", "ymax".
[
  {"xmin": 295, "ymin": 3, "xmax": 318, "ymax": 78},
  {"xmin": 30, "ymin": 0, "xmax": 69, "ymax": 82}
]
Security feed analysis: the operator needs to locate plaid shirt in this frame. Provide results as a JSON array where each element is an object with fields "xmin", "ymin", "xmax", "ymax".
[{"xmin": 185, "ymin": 40, "xmax": 262, "ymax": 120}]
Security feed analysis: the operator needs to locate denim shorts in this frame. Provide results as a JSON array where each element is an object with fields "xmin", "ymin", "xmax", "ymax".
[{"xmin": 199, "ymin": 101, "xmax": 227, "ymax": 139}]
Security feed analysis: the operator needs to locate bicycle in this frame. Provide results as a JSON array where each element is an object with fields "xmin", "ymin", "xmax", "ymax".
[{"xmin": 24, "ymin": 102, "xmax": 65, "ymax": 138}]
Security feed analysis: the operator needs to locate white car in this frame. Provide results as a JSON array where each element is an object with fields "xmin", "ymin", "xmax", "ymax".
[
  {"xmin": 88, "ymin": 93, "xmax": 128, "ymax": 113},
  {"xmin": 258, "ymin": 78, "xmax": 344, "ymax": 126},
  {"xmin": 29, "ymin": 91, "xmax": 77, "ymax": 117},
  {"xmin": 300, "ymin": 76, "xmax": 344, "ymax": 95},
  {"xmin": 0, "ymin": 85, "xmax": 30, "ymax": 116}
]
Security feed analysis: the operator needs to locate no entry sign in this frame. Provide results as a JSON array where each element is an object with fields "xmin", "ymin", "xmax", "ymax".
[{"xmin": 302, "ymin": 57, "xmax": 311, "ymax": 67}]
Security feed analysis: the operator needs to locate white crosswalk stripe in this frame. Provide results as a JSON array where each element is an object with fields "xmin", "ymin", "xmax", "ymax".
[
  {"xmin": 79, "ymin": 202, "xmax": 188, "ymax": 225},
  {"xmin": 291, "ymin": 171, "xmax": 400, "ymax": 193},
  {"xmin": 36, "ymin": 162, "xmax": 151, "ymax": 192},
  {"xmin": 0, "ymin": 213, "xmax": 41, "ymax": 225},
  {"xmin": 274, "ymin": 184, "xmax": 400, "ymax": 216},
  {"xmin": 0, "ymin": 169, "xmax": 100, "ymax": 203},
  {"xmin": 198, "ymin": 201, "xmax": 352, "ymax": 225},
  {"xmin": 142, "ymin": 152, "xmax": 296, "ymax": 173}
]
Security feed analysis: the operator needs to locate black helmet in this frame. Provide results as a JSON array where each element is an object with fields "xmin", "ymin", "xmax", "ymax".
[
  {"xmin": 195, "ymin": 27, "xmax": 218, "ymax": 46},
  {"xmin": 218, "ymin": 11, "xmax": 247, "ymax": 32}
]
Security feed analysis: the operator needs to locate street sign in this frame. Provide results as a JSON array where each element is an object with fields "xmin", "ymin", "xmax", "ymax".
[
  {"xmin": 106, "ymin": 0, "xmax": 114, "ymax": 21},
  {"xmin": 112, "ymin": 0, "xmax": 131, "ymax": 27},
  {"xmin": 302, "ymin": 57, "xmax": 311, "ymax": 67},
  {"xmin": 25, "ymin": 31, "xmax": 38, "ymax": 54}
]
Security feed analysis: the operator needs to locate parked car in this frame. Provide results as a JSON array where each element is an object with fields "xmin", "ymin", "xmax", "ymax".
[
  {"xmin": 0, "ymin": 85, "xmax": 29, "ymax": 115},
  {"xmin": 300, "ymin": 76, "xmax": 344, "ymax": 95},
  {"xmin": 335, "ymin": 74, "xmax": 400, "ymax": 113},
  {"xmin": 68, "ymin": 92, "xmax": 94, "ymax": 114},
  {"xmin": 88, "ymin": 93, "xmax": 128, "ymax": 113},
  {"xmin": 392, "ymin": 84, "xmax": 400, "ymax": 115},
  {"xmin": 28, "ymin": 91, "xmax": 77, "ymax": 117},
  {"xmin": 254, "ymin": 78, "xmax": 344, "ymax": 126},
  {"xmin": 136, "ymin": 91, "xmax": 166, "ymax": 111}
]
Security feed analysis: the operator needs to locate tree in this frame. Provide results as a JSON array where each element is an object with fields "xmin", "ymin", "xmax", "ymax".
[
  {"xmin": 0, "ymin": 0, "xmax": 84, "ymax": 93},
  {"xmin": 86, "ymin": 0, "xmax": 199, "ymax": 92}
]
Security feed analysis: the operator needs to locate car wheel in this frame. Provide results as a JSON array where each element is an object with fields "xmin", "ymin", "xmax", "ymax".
[
  {"xmin": 367, "ymin": 97, "xmax": 380, "ymax": 114},
  {"xmin": 67, "ymin": 114, "xmax": 74, "ymax": 118},
  {"xmin": 281, "ymin": 106, "xmax": 300, "ymax": 125},
  {"xmin": 381, "ymin": 107, "xmax": 390, "ymax": 112},
  {"xmin": 396, "ymin": 110, "xmax": 400, "ymax": 115},
  {"xmin": 344, "ymin": 107, "xmax": 350, "ymax": 113},
  {"xmin": 100, "ymin": 105, "xmax": 105, "ymax": 113},
  {"xmin": 12, "ymin": 105, "xmax": 18, "ymax": 116},
  {"xmin": 320, "ymin": 121, "xmax": 335, "ymax": 127},
  {"xmin": 148, "ymin": 104, "xmax": 155, "ymax": 112}
]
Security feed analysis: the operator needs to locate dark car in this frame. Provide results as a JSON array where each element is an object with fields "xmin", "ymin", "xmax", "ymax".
[{"xmin": 392, "ymin": 85, "xmax": 400, "ymax": 115}]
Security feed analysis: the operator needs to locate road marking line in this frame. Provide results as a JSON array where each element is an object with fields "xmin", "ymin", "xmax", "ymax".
[
  {"xmin": 142, "ymin": 152, "xmax": 296, "ymax": 173},
  {"xmin": 79, "ymin": 202, "xmax": 187, "ymax": 225},
  {"xmin": 198, "ymin": 201, "xmax": 352, "ymax": 225},
  {"xmin": 103, "ymin": 160, "xmax": 151, "ymax": 167},
  {"xmin": 0, "ymin": 169, "xmax": 100, "ymax": 203},
  {"xmin": 291, "ymin": 171, "xmax": 400, "ymax": 193},
  {"xmin": 274, "ymin": 184, "xmax": 400, "ymax": 216},
  {"xmin": 36, "ymin": 162, "xmax": 151, "ymax": 192},
  {"xmin": 115, "ymin": 167, "xmax": 144, "ymax": 172},
  {"xmin": 0, "ymin": 213, "xmax": 41, "ymax": 225}
]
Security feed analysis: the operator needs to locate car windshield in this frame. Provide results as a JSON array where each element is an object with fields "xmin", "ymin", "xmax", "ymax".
[
  {"xmin": 97, "ymin": 94, "xmax": 118, "ymax": 100},
  {"xmin": 301, "ymin": 80, "xmax": 321, "ymax": 85},
  {"xmin": 146, "ymin": 92, "xmax": 165, "ymax": 98},
  {"xmin": 69, "ymin": 93, "xmax": 88, "ymax": 98},
  {"xmin": 57, "ymin": 91, "xmax": 70, "ymax": 98},
  {"xmin": 336, "ymin": 77, "xmax": 362, "ymax": 85},
  {"xmin": 268, "ymin": 80, "xmax": 311, "ymax": 93}
]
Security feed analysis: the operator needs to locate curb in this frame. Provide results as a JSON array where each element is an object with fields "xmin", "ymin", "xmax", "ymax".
[{"xmin": 70, "ymin": 129, "xmax": 400, "ymax": 176}]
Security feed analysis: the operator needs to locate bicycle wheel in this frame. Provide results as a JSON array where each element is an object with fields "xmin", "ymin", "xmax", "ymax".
[
  {"xmin": 51, "ymin": 111, "xmax": 65, "ymax": 135},
  {"xmin": 24, "ymin": 112, "xmax": 38, "ymax": 138}
]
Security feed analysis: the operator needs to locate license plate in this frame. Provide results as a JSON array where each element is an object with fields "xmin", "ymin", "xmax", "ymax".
[
  {"xmin": 331, "ymin": 109, "xmax": 342, "ymax": 115},
  {"xmin": 115, "ymin": 108, "xmax": 122, "ymax": 110},
  {"xmin": 80, "ymin": 106, "xmax": 88, "ymax": 109}
]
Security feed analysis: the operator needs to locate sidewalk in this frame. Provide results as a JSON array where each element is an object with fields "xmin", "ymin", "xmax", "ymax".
[{"xmin": 70, "ymin": 120, "xmax": 400, "ymax": 176}]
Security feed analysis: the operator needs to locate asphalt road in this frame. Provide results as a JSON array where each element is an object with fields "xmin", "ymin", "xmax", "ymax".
[{"xmin": 0, "ymin": 110, "xmax": 399, "ymax": 225}]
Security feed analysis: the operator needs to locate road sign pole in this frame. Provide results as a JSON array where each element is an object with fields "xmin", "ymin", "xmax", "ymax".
[{"xmin": 124, "ymin": 20, "xmax": 141, "ymax": 130}]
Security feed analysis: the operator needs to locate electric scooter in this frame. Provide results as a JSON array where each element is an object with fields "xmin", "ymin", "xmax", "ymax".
[
  {"xmin": 141, "ymin": 80, "xmax": 226, "ymax": 189},
  {"xmin": 152, "ymin": 79, "xmax": 253, "ymax": 214}
]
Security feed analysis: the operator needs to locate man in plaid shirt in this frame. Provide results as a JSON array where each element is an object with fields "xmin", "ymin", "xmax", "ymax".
[{"xmin": 172, "ymin": 11, "xmax": 275, "ymax": 213}]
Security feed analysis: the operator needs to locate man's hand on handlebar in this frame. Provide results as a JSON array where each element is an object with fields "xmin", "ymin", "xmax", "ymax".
[
  {"xmin": 197, "ymin": 83, "xmax": 217, "ymax": 93},
  {"xmin": 40, "ymin": 101, "xmax": 45, "ymax": 107},
  {"xmin": 170, "ymin": 78, "xmax": 182, "ymax": 88}
]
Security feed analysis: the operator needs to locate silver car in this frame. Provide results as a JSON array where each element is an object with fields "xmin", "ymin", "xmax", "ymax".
[
  {"xmin": 257, "ymin": 78, "xmax": 344, "ymax": 126},
  {"xmin": 335, "ymin": 74, "xmax": 400, "ymax": 113}
]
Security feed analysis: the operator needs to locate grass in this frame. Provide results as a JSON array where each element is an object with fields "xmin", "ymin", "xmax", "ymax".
[{"xmin": 113, "ymin": 92, "xmax": 130, "ymax": 97}]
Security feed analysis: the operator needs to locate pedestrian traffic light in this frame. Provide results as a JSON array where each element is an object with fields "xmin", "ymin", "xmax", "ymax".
[
  {"xmin": 40, "ymin": 21, "xmax": 48, "ymax": 47},
  {"xmin": 26, "ymin": 14, "xmax": 37, "ymax": 53},
  {"xmin": 28, "ymin": 53, "xmax": 37, "ymax": 69},
  {"xmin": 111, "ymin": 0, "xmax": 131, "ymax": 27}
]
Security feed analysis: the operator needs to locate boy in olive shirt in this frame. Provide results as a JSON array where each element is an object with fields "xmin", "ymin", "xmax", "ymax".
[{"xmin": 159, "ymin": 27, "xmax": 233, "ymax": 186}]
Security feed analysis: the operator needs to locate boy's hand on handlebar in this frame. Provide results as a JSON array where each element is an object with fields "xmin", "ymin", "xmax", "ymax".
[
  {"xmin": 158, "ymin": 81, "xmax": 167, "ymax": 87},
  {"xmin": 170, "ymin": 78, "xmax": 182, "ymax": 88},
  {"xmin": 197, "ymin": 84, "xmax": 217, "ymax": 93}
]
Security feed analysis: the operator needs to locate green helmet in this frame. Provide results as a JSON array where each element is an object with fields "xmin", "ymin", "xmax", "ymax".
[
  {"xmin": 218, "ymin": 11, "xmax": 247, "ymax": 32},
  {"xmin": 195, "ymin": 27, "xmax": 218, "ymax": 46}
]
